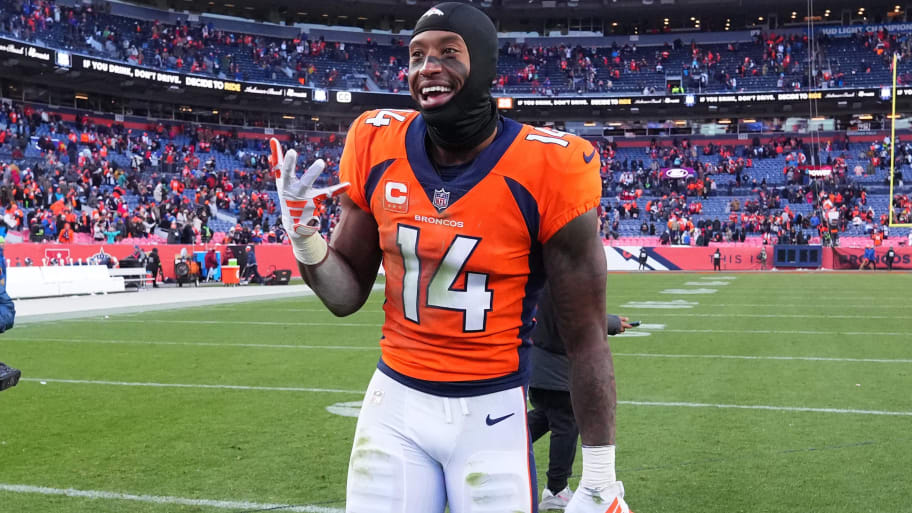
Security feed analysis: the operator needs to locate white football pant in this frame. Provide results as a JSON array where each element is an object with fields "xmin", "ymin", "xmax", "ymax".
[{"xmin": 345, "ymin": 369, "xmax": 537, "ymax": 513}]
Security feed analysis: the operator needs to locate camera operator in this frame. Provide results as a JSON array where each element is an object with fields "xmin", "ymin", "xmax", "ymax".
[{"xmin": 0, "ymin": 236, "xmax": 20, "ymax": 391}]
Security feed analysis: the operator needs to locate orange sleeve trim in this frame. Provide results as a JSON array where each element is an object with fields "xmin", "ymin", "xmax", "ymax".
[{"xmin": 539, "ymin": 196, "xmax": 601, "ymax": 243}]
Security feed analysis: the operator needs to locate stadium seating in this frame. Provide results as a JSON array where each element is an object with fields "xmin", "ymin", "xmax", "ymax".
[{"xmin": 3, "ymin": 0, "xmax": 912, "ymax": 96}]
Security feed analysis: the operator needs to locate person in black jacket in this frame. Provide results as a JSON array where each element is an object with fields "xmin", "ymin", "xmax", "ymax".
[
  {"xmin": 528, "ymin": 284, "xmax": 633, "ymax": 511},
  {"xmin": 146, "ymin": 248, "xmax": 162, "ymax": 287},
  {"xmin": 885, "ymin": 246, "xmax": 896, "ymax": 271},
  {"xmin": 0, "ymin": 240, "xmax": 20, "ymax": 391}
]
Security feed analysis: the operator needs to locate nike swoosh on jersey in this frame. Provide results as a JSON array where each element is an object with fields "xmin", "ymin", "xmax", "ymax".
[
  {"xmin": 583, "ymin": 148, "xmax": 598, "ymax": 164},
  {"xmin": 485, "ymin": 412, "xmax": 515, "ymax": 426}
]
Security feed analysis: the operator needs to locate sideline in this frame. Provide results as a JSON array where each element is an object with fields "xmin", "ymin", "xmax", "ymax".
[{"xmin": 0, "ymin": 483, "xmax": 344, "ymax": 513}]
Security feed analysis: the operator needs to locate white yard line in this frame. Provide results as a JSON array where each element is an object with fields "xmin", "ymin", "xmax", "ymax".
[
  {"xmin": 663, "ymin": 302, "xmax": 909, "ymax": 309},
  {"xmin": 13, "ymin": 338, "xmax": 912, "ymax": 364},
  {"xmin": 207, "ymin": 307, "xmax": 385, "ymax": 313},
  {"xmin": 658, "ymin": 328, "xmax": 912, "ymax": 337},
  {"xmin": 0, "ymin": 483, "xmax": 343, "ymax": 513},
  {"xmin": 7, "ymin": 337, "xmax": 378, "ymax": 350},
  {"xmin": 89, "ymin": 320, "xmax": 912, "ymax": 334},
  {"xmin": 20, "ymin": 378, "xmax": 912, "ymax": 416},
  {"xmin": 23, "ymin": 378, "xmax": 364, "ymax": 394},
  {"xmin": 614, "ymin": 352, "xmax": 912, "ymax": 364},
  {"xmin": 68, "ymin": 319, "xmax": 384, "ymax": 327},
  {"xmin": 621, "ymin": 401, "xmax": 912, "ymax": 416},
  {"xmin": 631, "ymin": 312, "xmax": 895, "ymax": 320}
]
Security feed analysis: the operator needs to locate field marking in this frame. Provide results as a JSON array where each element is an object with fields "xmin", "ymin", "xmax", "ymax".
[
  {"xmin": 208, "ymin": 307, "xmax": 386, "ymax": 313},
  {"xmin": 326, "ymin": 401, "xmax": 363, "ymax": 418},
  {"xmin": 660, "ymin": 288, "xmax": 718, "ymax": 294},
  {"xmin": 684, "ymin": 281, "xmax": 731, "ymax": 286},
  {"xmin": 22, "ymin": 378, "xmax": 364, "ymax": 394},
  {"xmin": 68, "ymin": 319, "xmax": 384, "ymax": 327},
  {"xmin": 690, "ymin": 301, "xmax": 905, "ymax": 307},
  {"xmin": 614, "ymin": 352, "xmax": 912, "ymax": 364},
  {"xmin": 7, "ymin": 337, "xmax": 378, "ymax": 351},
  {"xmin": 621, "ymin": 300, "xmax": 698, "ymax": 309},
  {"xmin": 659, "ymin": 328, "xmax": 912, "ymax": 337},
  {"xmin": 630, "ymin": 312, "xmax": 896, "ymax": 320},
  {"xmin": 21, "ymin": 378, "xmax": 912, "ymax": 416},
  {"xmin": 622, "ymin": 401, "xmax": 912, "ymax": 416},
  {"xmin": 0, "ymin": 483, "xmax": 343, "ymax": 513},
  {"xmin": 13, "ymin": 337, "xmax": 912, "ymax": 363}
]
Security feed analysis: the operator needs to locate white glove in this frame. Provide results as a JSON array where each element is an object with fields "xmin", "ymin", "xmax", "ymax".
[
  {"xmin": 270, "ymin": 137, "xmax": 349, "ymax": 264},
  {"xmin": 566, "ymin": 481, "xmax": 631, "ymax": 513}
]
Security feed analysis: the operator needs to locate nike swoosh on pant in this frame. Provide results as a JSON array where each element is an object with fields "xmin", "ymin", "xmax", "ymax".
[{"xmin": 485, "ymin": 412, "xmax": 515, "ymax": 426}]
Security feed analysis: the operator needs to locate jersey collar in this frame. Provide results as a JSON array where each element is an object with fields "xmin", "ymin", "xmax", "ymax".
[{"xmin": 405, "ymin": 114, "xmax": 522, "ymax": 211}]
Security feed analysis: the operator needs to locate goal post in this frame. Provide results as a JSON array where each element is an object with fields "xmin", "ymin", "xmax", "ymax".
[{"xmin": 889, "ymin": 52, "xmax": 912, "ymax": 227}]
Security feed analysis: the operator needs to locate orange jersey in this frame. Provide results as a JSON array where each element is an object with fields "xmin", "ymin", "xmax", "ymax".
[{"xmin": 340, "ymin": 110, "xmax": 600, "ymax": 394}]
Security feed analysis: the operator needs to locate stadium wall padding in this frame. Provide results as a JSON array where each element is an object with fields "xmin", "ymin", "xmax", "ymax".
[
  {"xmin": 828, "ymin": 247, "xmax": 912, "ymax": 270},
  {"xmin": 2, "ymin": 243, "xmax": 297, "ymax": 280},
  {"xmin": 604, "ymin": 246, "xmax": 767, "ymax": 271},
  {"xmin": 4, "ymin": 245, "xmax": 910, "ymax": 283}
]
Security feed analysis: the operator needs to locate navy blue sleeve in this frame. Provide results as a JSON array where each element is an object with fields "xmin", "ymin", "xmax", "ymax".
[
  {"xmin": 0, "ymin": 291, "xmax": 14, "ymax": 333},
  {"xmin": 0, "ymin": 250, "xmax": 13, "ymax": 333}
]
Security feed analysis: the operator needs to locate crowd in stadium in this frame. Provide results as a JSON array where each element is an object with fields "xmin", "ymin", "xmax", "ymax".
[
  {"xmin": 594, "ymin": 132, "xmax": 910, "ymax": 246},
  {"xmin": 1, "ymin": 0, "xmax": 910, "ymax": 252},
  {"xmin": 2, "ymin": 91, "xmax": 910, "ymax": 249},
  {"xmin": 0, "ymin": 101, "xmax": 346, "ymax": 246},
  {"xmin": 0, "ymin": 0, "xmax": 377, "ymax": 88},
  {"xmin": 5, "ymin": 0, "xmax": 912, "ymax": 96}
]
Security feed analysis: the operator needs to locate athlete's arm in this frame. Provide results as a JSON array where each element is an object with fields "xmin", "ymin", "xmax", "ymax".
[
  {"xmin": 543, "ymin": 208, "xmax": 615, "ymax": 446},
  {"xmin": 298, "ymin": 195, "xmax": 382, "ymax": 317}
]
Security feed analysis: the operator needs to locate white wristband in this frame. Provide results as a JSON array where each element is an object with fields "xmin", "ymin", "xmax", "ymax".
[
  {"xmin": 291, "ymin": 233, "xmax": 328, "ymax": 265},
  {"xmin": 579, "ymin": 445, "xmax": 617, "ymax": 491}
]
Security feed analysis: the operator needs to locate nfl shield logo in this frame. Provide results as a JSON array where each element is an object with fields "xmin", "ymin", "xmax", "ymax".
[{"xmin": 432, "ymin": 188, "xmax": 450, "ymax": 210}]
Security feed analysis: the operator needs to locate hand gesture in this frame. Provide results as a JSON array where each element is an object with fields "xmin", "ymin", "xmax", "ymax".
[{"xmin": 269, "ymin": 138, "xmax": 349, "ymax": 240}]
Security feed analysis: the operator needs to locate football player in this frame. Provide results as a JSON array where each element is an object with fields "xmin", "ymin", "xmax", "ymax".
[
  {"xmin": 271, "ymin": 3, "xmax": 631, "ymax": 512},
  {"xmin": 0, "ymin": 236, "xmax": 19, "ymax": 392}
]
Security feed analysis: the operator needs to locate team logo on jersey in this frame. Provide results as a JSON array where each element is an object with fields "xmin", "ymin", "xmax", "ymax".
[
  {"xmin": 432, "ymin": 188, "xmax": 450, "ymax": 211},
  {"xmin": 383, "ymin": 180, "xmax": 409, "ymax": 213},
  {"xmin": 421, "ymin": 7, "xmax": 444, "ymax": 18}
]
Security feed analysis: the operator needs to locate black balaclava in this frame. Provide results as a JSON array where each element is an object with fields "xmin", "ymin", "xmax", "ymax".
[{"xmin": 411, "ymin": 2, "xmax": 498, "ymax": 152}]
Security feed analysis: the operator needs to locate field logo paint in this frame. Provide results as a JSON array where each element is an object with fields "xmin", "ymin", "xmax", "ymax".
[
  {"xmin": 326, "ymin": 401, "xmax": 362, "ymax": 418},
  {"xmin": 661, "ymin": 288, "xmax": 718, "ymax": 295},
  {"xmin": 621, "ymin": 300, "xmax": 698, "ymax": 309}
]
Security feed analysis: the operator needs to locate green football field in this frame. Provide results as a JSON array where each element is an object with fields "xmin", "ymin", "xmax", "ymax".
[{"xmin": 1, "ymin": 272, "xmax": 910, "ymax": 513}]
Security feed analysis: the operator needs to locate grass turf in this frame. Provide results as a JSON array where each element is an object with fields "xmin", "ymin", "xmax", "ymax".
[{"xmin": 0, "ymin": 271, "xmax": 910, "ymax": 512}]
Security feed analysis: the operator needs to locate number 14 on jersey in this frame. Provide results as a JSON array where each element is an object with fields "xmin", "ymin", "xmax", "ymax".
[{"xmin": 397, "ymin": 224, "xmax": 492, "ymax": 332}]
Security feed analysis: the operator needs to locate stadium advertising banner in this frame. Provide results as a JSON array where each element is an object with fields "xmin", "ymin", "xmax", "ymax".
[
  {"xmin": 514, "ymin": 88, "xmax": 884, "ymax": 110},
  {"xmin": 0, "ymin": 39, "xmax": 53, "ymax": 63},
  {"xmin": 661, "ymin": 167, "xmax": 696, "ymax": 179},
  {"xmin": 829, "ymin": 247, "xmax": 912, "ymax": 270},
  {"xmin": 605, "ymin": 246, "xmax": 766, "ymax": 271},
  {"xmin": 9, "ymin": 243, "xmax": 909, "ymax": 275},
  {"xmin": 0, "ymin": 36, "xmax": 893, "ymax": 112},
  {"xmin": 819, "ymin": 22, "xmax": 912, "ymax": 36},
  {"xmin": 73, "ymin": 55, "xmax": 309, "ymax": 99}
]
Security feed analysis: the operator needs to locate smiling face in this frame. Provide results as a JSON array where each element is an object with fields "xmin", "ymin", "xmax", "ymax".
[{"xmin": 408, "ymin": 30, "xmax": 471, "ymax": 110}]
